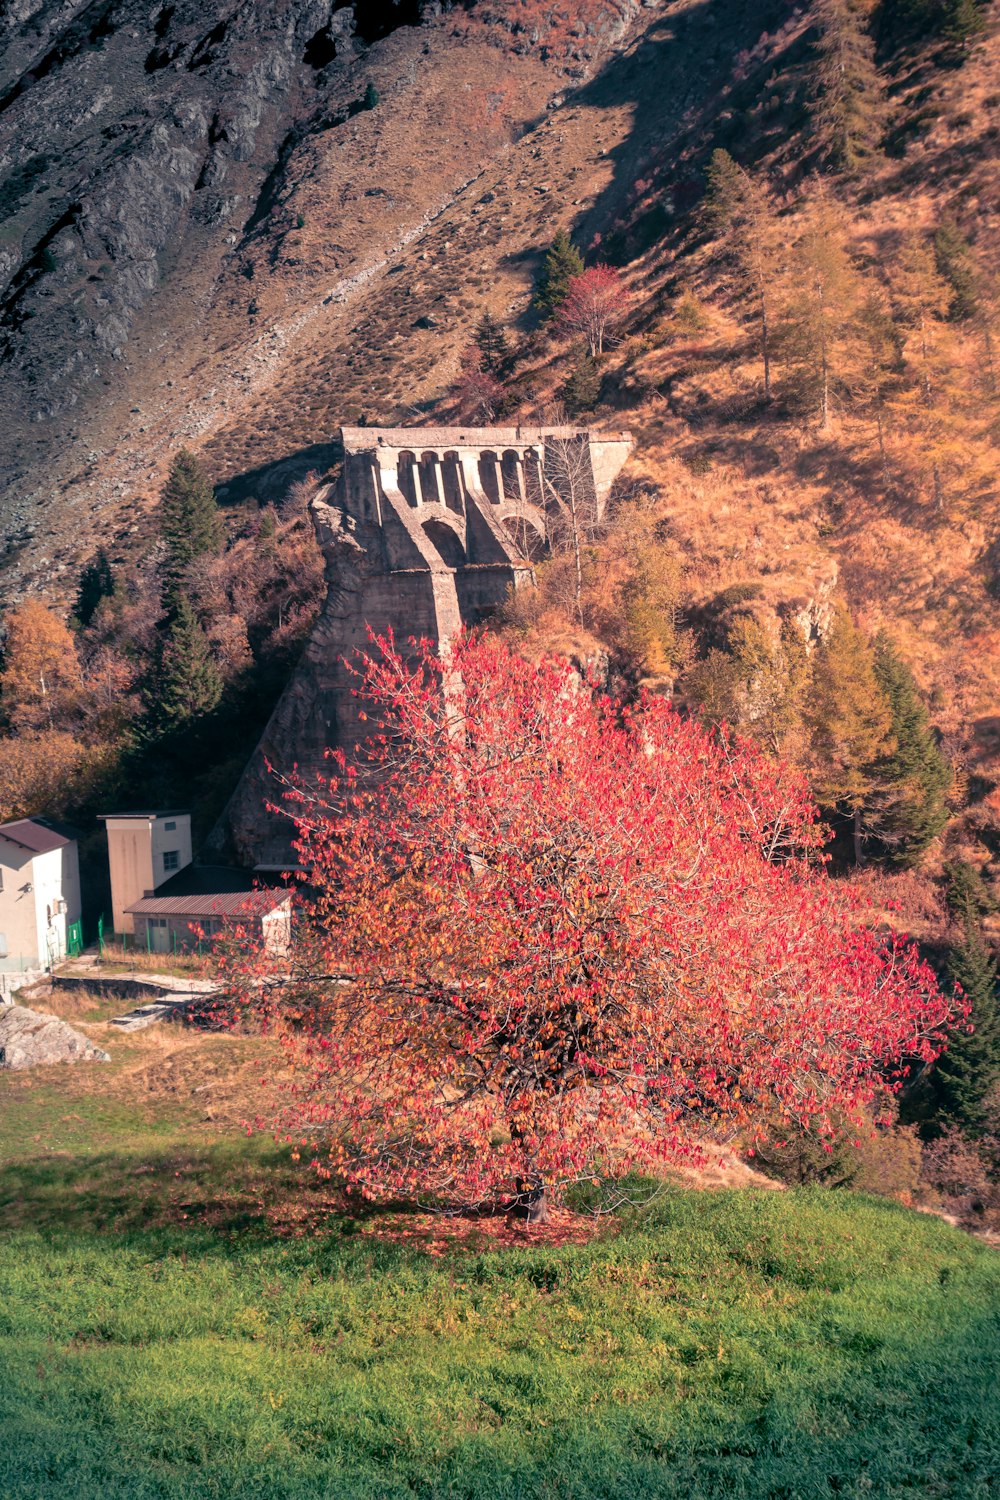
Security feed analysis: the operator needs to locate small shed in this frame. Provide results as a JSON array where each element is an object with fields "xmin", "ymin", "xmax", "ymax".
[{"xmin": 124, "ymin": 865, "xmax": 291, "ymax": 956}]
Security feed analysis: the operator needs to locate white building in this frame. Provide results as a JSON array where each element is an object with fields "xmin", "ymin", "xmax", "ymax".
[{"xmin": 0, "ymin": 818, "xmax": 82, "ymax": 974}]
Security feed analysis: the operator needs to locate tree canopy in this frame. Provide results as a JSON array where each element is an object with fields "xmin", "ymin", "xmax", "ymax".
[{"xmin": 234, "ymin": 633, "xmax": 955, "ymax": 1216}]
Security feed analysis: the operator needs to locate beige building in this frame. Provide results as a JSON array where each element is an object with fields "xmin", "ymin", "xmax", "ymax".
[
  {"xmin": 0, "ymin": 818, "xmax": 82, "ymax": 973},
  {"xmin": 100, "ymin": 811, "xmax": 193, "ymax": 935}
]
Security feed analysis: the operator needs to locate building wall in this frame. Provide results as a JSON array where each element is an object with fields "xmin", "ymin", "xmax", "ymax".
[
  {"xmin": 0, "ymin": 837, "xmax": 80, "ymax": 971},
  {"xmin": 106, "ymin": 815, "xmax": 192, "ymax": 934}
]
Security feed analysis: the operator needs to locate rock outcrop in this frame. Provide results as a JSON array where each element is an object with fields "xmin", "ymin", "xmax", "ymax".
[{"xmin": 0, "ymin": 1003, "xmax": 110, "ymax": 1069}]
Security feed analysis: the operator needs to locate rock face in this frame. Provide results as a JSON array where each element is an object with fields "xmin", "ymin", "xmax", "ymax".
[{"xmin": 0, "ymin": 1003, "xmax": 110, "ymax": 1069}]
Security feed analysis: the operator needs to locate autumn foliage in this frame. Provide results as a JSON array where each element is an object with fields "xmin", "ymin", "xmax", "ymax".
[
  {"xmin": 237, "ymin": 633, "xmax": 957, "ymax": 1212},
  {"xmin": 558, "ymin": 265, "xmax": 629, "ymax": 358}
]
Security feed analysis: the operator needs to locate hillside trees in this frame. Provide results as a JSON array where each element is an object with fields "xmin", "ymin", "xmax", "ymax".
[
  {"xmin": 534, "ymin": 229, "xmax": 584, "ymax": 319},
  {"xmin": 151, "ymin": 595, "xmax": 224, "ymax": 734},
  {"xmin": 804, "ymin": 606, "xmax": 894, "ymax": 861},
  {"xmin": 783, "ymin": 193, "xmax": 865, "ymax": 428},
  {"xmin": 931, "ymin": 863, "xmax": 1000, "ymax": 1132},
  {"xmin": 1, "ymin": 602, "xmax": 83, "ymax": 733},
  {"xmin": 809, "ymin": 0, "xmax": 889, "ymax": 172},
  {"xmin": 868, "ymin": 634, "xmax": 951, "ymax": 862},
  {"xmin": 558, "ymin": 266, "xmax": 629, "ymax": 359},
  {"xmin": 235, "ymin": 633, "xmax": 956, "ymax": 1216},
  {"xmin": 73, "ymin": 548, "xmax": 116, "ymax": 629},
  {"xmin": 159, "ymin": 449, "xmax": 224, "ymax": 600},
  {"xmin": 704, "ymin": 151, "xmax": 780, "ymax": 400}
]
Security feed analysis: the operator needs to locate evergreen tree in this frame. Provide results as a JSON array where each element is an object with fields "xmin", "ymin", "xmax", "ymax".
[
  {"xmin": 152, "ymin": 594, "xmax": 223, "ymax": 731},
  {"xmin": 942, "ymin": 0, "xmax": 986, "ymax": 45},
  {"xmin": 868, "ymin": 633, "xmax": 951, "ymax": 863},
  {"xmin": 562, "ymin": 350, "xmax": 602, "ymax": 413},
  {"xmin": 934, "ymin": 215, "xmax": 980, "ymax": 321},
  {"xmin": 934, "ymin": 907, "xmax": 1000, "ymax": 1131},
  {"xmin": 474, "ymin": 311, "xmax": 511, "ymax": 377},
  {"xmin": 363, "ymin": 81, "xmax": 380, "ymax": 109},
  {"xmin": 805, "ymin": 606, "xmax": 894, "ymax": 861},
  {"xmin": 159, "ymin": 450, "xmax": 223, "ymax": 599},
  {"xmin": 704, "ymin": 150, "xmax": 780, "ymax": 400},
  {"xmin": 809, "ymin": 0, "xmax": 889, "ymax": 172},
  {"xmin": 534, "ymin": 230, "xmax": 584, "ymax": 320},
  {"xmin": 73, "ymin": 547, "xmax": 115, "ymax": 628}
]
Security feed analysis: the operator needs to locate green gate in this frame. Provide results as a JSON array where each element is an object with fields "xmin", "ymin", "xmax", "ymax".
[{"xmin": 66, "ymin": 920, "xmax": 84, "ymax": 958}]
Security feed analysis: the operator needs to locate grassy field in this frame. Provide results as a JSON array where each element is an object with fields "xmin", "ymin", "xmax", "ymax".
[{"xmin": 1, "ymin": 1004, "xmax": 999, "ymax": 1499}]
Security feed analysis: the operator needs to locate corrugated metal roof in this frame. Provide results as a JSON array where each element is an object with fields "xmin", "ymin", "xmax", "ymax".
[
  {"xmin": 126, "ymin": 888, "xmax": 289, "ymax": 918},
  {"xmin": 0, "ymin": 818, "xmax": 74, "ymax": 854}
]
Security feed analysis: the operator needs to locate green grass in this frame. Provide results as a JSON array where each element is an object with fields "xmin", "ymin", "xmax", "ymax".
[{"xmin": 1, "ymin": 1060, "xmax": 998, "ymax": 1498}]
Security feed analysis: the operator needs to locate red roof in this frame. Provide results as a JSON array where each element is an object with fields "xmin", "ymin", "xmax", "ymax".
[
  {"xmin": 125, "ymin": 889, "xmax": 289, "ymax": 919},
  {"xmin": 0, "ymin": 818, "xmax": 74, "ymax": 855}
]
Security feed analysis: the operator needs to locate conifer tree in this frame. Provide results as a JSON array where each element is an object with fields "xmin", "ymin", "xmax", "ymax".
[
  {"xmin": 888, "ymin": 235, "xmax": 968, "ymax": 509},
  {"xmin": 868, "ymin": 633, "xmax": 951, "ymax": 863},
  {"xmin": 809, "ymin": 0, "xmax": 889, "ymax": 172},
  {"xmin": 152, "ymin": 594, "xmax": 223, "ymax": 731},
  {"xmin": 562, "ymin": 350, "xmax": 602, "ymax": 413},
  {"xmin": 854, "ymin": 289, "xmax": 903, "ymax": 478},
  {"xmin": 934, "ymin": 215, "xmax": 980, "ymax": 322},
  {"xmin": 933, "ymin": 867, "xmax": 1000, "ymax": 1131},
  {"xmin": 73, "ymin": 547, "xmax": 116, "ymax": 629},
  {"xmin": 159, "ymin": 450, "xmax": 223, "ymax": 599},
  {"xmin": 534, "ymin": 229, "xmax": 584, "ymax": 320},
  {"xmin": 473, "ymin": 311, "xmax": 511, "ymax": 377},
  {"xmin": 784, "ymin": 191, "xmax": 865, "ymax": 428},
  {"xmin": 805, "ymin": 606, "xmax": 894, "ymax": 861},
  {"xmin": 704, "ymin": 150, "xmax": 780, "ymax": 400}
]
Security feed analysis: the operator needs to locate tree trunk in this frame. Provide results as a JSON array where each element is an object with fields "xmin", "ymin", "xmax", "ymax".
[
  {"xmin": 760, "ymin": 294, "xmax": 772, "ymax": 402},
  {"xmin": 512, "ymin": 1173, "xmax": 548, "ymax": 1225},
  {"xmin": 852, "ymin": 804, "xmax": 865, "ymax": 867}
]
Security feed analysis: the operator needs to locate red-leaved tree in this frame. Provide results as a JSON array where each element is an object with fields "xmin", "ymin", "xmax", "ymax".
[
  {"xmin": 558, "ymin": 264, "xmax": 629, "ymax": 357},
  {"xmin": 234, "ymin": 633, "xmax": 957, "ymax": 1220},
  {"xmin": 450, "ymin": 345, "xmax": 506, "ymax": 422}
]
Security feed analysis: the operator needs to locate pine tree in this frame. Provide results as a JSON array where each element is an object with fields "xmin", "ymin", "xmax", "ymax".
[
  {"xmin": 868, "ymin": 633, "xmax": 951, "ymax": 863},
  {"xmin": 474, "ymin": 311, "xmax": 511, "ymax": 377},
  {"xmin": 809, "ymin": 0, "xmax": 889, "ymax": 173},
  {"xmin": 704, "ymin": 150, "xmax": 780, "ymax": 401},
  {"xmin": 159, "ymin": 450, "xmax": 223, "ymax": 599},
  {"xmin": 784, "ymin": 190, "xmax": 866, "ymax": 428},
  {"xmin": 562, "ymin": 350, "xmax": 602, "ymax": 413},
  {"xmin": 854, "ymin": 289, "xmax": 903, "ymax": 478},
  {"xmin": 534, "ymin": 229, "xmax": 584, "ymax": 320},
  {"xmin": 73, "ymin": 547, "xmax": 116, "ymax": 629},
  {"xmin": 805, "ymin": 606, "xmax": 894, "ymax": 861},
  {"xmin": 934, "ymin": 908, "xmax": 1000, "ymax": 1132},
  {"xmin": 888, "ymin": 235, "xmax": 969, "ymax": 509},
  {"xmin": 942, "ymin": 0, "xmax": 986, "ymax": 45},
  {"xmin": 152, "ymin": 594, "xmax": 223, "ymax": 731},
  {"xmin": 934, "ymin": 215, "xmax": 980, "ymax": 322}
]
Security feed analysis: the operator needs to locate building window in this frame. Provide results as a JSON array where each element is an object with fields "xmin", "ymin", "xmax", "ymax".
[
  {"xmin": 0, "ymin": 867, "xmax": 4, "ymax": 892},
  {"xmin": 163, "ymin": 850, "xmax": 180, "ymax": 872},
  {"xmin": 0, "ymin": 933, "xmax": 7, "ymax": 958},
  {"xmin": 164, "ymin": 821, "xmax": 176, "ymax": 831}
]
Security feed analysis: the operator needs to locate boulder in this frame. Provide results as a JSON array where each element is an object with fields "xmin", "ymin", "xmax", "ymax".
[{"xmin": 0, "ymin": 1005, "xmax": 110, "ymax": 1071}]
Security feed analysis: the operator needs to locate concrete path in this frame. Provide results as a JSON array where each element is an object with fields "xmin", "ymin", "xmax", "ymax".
[{"xmin": 52, "ymin": 954, "xmax": 221, "ymax": 1031}]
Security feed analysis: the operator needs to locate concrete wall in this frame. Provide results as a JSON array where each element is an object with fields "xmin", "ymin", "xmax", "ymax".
[{"xmin": 210, "ymin": 425, "xmax": 633, "ymax": 868}]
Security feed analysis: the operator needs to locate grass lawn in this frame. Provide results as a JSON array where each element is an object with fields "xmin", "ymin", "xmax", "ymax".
[{"xmin": 1, "ymin": 1011, "xmax": 998, "ymax": 1499}]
